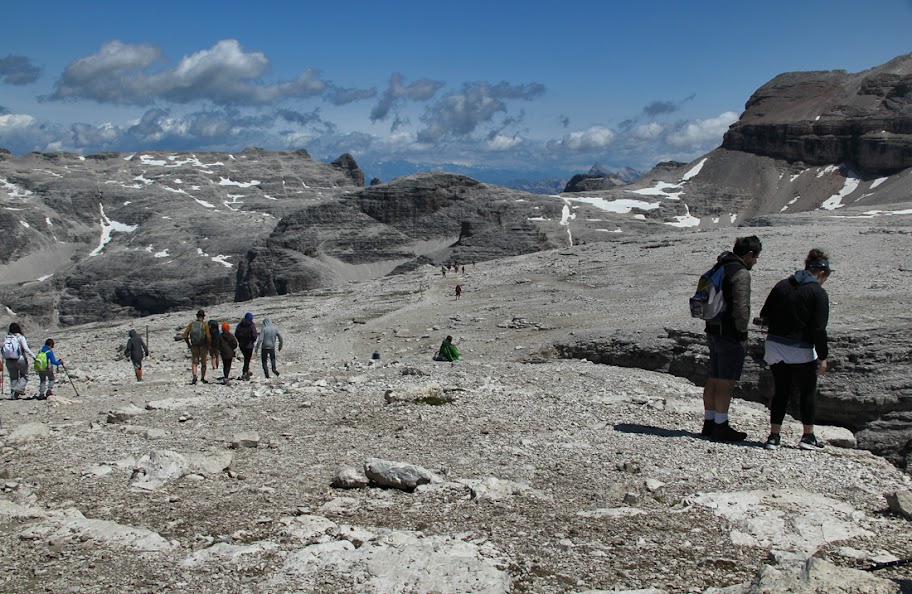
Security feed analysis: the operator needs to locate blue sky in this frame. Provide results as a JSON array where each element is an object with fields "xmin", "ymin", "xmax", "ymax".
[{"xmin": 1, "ymin": 0, "xmax": 910, "ymax": 180}]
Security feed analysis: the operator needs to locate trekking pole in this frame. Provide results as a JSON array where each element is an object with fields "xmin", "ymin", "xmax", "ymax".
[{"xmin": 60, "ymin": 364, "xmax": 80, "ymax": 399}]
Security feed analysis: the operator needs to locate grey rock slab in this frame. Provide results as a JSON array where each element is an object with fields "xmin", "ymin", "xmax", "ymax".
[
  {"xmin": 383, "ymin": 382, "xmax": 454, "ymax": 404},
  {"xmin": 47, "ymin": 515, "xmax": 178, "ymax": 553},
  {"xmin": 232, "ymin": 431, "xmax": 260, "ymax": 449},
  {"xmin": 145, "ymin": 396, "xmax": 208, "ymax": 410},
  {"xmin": 106, "ymin": 404, "xmax": 147, "ymax": 424},
  {"xmin": 331, "ymin": 465, "xmax": 369, "ymax": 489},
  {"xmin": 470, "ymin": 476, "xmax": 530, "ymax": 504},
  {"xmin": 742, "ymin": 556, "xmax": 897, "ymax": 594},
  {"xmin": 277, "ymin": 529, "xmax": 510, "ymax": 594},
  {"xmin": 7, "ymin": 422, "xmax": 50, "ymax": 445},
  {"xmin": 884, "ymin": 489, "xmax": 912, "ymax": 520},
  {"xmin": 363, "ymin": 458, "xmax": 435, "ymax": 491},
  {"xmin": 181, "ymin": 541, "xmax": 280, "ymax": 568},
  {"xmin": 129, "ymin": 450, "xmax": 189, "ymax": 491},
  {"xmin": 186, "ymin": 450, "xmax": 233, "ymax": 475},
  {"xmin": 816, "ymin": 425, "xmax": 856, "ymax": 449},
  {"xmin": 690, "ymin": 488, "xmax": 873, "ymax": 555}
]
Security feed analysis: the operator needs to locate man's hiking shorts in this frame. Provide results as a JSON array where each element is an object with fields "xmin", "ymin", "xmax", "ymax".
[{"xmin": 707, "ymin": 333, "xmax": 746, "ymax": 381}]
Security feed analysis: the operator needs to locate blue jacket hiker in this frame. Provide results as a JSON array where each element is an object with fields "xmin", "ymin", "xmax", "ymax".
[{"xmin": 35, "ymin": 339, "xmax": 63, "ymax": 400}]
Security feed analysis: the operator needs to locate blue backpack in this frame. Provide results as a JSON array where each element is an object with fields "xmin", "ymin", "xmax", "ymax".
[{"xmin": 689, "ymin": 264, "xmax": 727, "ymax": 320}]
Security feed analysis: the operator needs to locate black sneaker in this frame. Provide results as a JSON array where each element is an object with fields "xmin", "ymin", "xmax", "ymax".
[
  {"xmin": 191, "ymin": 377, "xmax": 198, "ymax": 385},
  {"xmin": 764, "ymin": 433, "xmax": 781, "ymax": 450},
  {"xmin": 272, "ymin": 369, "xmax": 279, "ymax": 376},
  {"xmin": 701, "ymin": 419, "xmax": 715, "ymax": 437},
  {"xmin": 799, "ymin": 434, "xmax": 825, "ymax": 451},
  {"xmin": 201, "ymin": 378, "xmax": 209, "ymax": 384},
  {"xmin": 712, "ymin": 422, "xmax": 748, "ymax": 442}
]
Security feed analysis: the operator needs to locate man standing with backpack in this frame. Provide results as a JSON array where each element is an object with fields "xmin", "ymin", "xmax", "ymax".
[
  {"xmin": 700, "ymin": 236, "xmax": 762, "ymax": 442},
  {"xmin": 183, "ymin": 310, "xmax": 211, "ymax": 385}
]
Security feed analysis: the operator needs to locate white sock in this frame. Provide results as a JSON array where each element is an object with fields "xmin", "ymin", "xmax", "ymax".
[
  {"xmin": 715, "ymin": 413, "xmax": 729, "ymax": 424},
  {"xmin": 704, "ymin": 410, "xmax": 715, "ymax": 421}
]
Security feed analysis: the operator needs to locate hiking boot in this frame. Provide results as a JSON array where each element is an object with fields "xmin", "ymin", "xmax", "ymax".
[
  {"xmin": 191, "ymin": 377, "xmax": 198, "ymax": 385},
  {"xmin": 764, "ymin": 433, "xmax": 781, "ymax": 450},
  {"xmin": 701, "ymin": 419, "xmax": 715, "ymax": 437},
  {"xmin": 46, "ymin": 390, "xmax": 53, "ymax": 397},
  {"xmin": 799, "ymin": 434, "xmax": 825, "ymax": 451},
  {"xmin": 711, "ymin": 422, "xmax": 747, "ymax": 442}
]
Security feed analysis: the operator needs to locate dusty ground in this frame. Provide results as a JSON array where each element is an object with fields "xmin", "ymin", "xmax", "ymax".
[{"xmin": 1, "ymin": 203, "xmax": 911, "ymax": 593}]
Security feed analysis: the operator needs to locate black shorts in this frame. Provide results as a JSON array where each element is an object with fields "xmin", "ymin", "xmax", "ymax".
[{"xmin": 707, "ymin": 333, "xmax": 746, "ymax": 381}]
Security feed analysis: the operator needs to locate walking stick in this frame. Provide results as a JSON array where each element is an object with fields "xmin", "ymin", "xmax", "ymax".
[{"xmin": 60, "ymin": 363, "xmax": 80, "ymax": 399}]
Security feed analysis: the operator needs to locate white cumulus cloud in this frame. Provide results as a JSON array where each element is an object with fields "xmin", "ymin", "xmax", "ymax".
[
  {"xmin": 666, "ymin": 111, "xmax": 739, "ymax": 147},
  {"xmin": 558, "ymin": 125, "xmax": 615, "ymax": 151}
]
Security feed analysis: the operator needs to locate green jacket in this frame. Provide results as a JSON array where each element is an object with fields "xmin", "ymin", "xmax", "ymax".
[{"xmin": 439, "ymin": 340, "xmax": 460, "ymax": 362}]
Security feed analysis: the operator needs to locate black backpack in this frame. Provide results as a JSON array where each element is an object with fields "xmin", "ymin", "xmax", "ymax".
[
  {"xmin": 208, "ymin": 320, "xmax": 220, "ymax": 349},
  {"xmin": 235, "ymin": 323, "xmax": 251, "ymax": 346}
]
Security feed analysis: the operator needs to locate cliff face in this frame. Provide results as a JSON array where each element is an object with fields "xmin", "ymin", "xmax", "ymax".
[
  {"xmin": 235, "ymin": 173, "xmax": 562, "ymax": 301},
  {"xmin": 0, "ymin": 149, "xmax": 359, "ymax": 325},
  {"xmin": 722, "ymin": 54, "xmax": 912, "ymax": 173}
]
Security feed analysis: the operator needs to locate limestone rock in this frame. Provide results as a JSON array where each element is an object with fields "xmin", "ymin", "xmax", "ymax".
[
  {"xmin": 383, "ymin": 382, "xmax": 452, "ymax": 405},
  {"xmin": 7, "ymin": 423, "xmax": 50, "ymax": 445},
  {"xmin": 232, "ymin": 432, "xmax": 260, "ymax": 449},
  {"xmin": 331, "ymin": 465, "xmax": 369, "ymax": 489},
  {"xmin": 129, "ymin": 450, "xmax": 189, "ymax": 491},
  {"xmin": 742, "ymin": 556, "xmax": 897, "ymax": 594},
  {"xmin": 363, "ymin": 458, "xmax": 434, "ymax": 491},
  {"xmin": 884, "ymin": 489, "xmax": 912, "ymax": 520},
  {"xmin": 470, "ymin": 476, "xmax": 529, "ymax": 504}
]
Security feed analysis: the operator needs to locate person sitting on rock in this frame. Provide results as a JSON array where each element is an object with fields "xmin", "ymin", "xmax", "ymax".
[{"xmin": 436, "ymin": 335, "xmax": 460, "ymax": 362}]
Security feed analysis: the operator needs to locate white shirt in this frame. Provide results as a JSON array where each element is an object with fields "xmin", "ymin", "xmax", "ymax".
[{"xmin": 764, "ymin": 338, "xmax": 817, "ymax": 365}]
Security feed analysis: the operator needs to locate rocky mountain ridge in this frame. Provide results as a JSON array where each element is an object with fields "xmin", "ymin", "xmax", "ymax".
[{"xmin": 722, "ymin": 53, "xmax": 912, "ymax": 173}]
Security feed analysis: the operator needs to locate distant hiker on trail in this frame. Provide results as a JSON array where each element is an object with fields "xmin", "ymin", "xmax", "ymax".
[
  {"xmin": 35, "ymin": 339, "xmax": 63, "ymax": 399},
  {"xmin": 461, "ymin": 265, "xmax": 465, "ymax": 274},
  {"xmin": 125, "ymin": 329, "xmax": 149, "ymax": 382},
  {"xmin": 218, "ymin": 322, "xmax": 238, "ymax": 385},
  {"xmin": 700, "ymin": 235, "xmax": 762, "ymax": 442},
  {"xmin": 441, "ymin": 266, "xmax": 446, "ymax": 277},
  {"xmin": 208, "ymin": 319, "xmax": 221, "ymax": 371},
  {"xmin": 4, "ymin": 322, "xmax": 35, "ymax": 399},
  {"xmin": 255, "ymin": 317, "xmax": 284, "ymax": 378},
  {"xmin": 759, "ymin": 249, "xmax": 832, "ymax": 452},
  {"xmin": 455, "ymin": 284, "xmax": 462, "ymax": 300},
  {"xmin": 183, "ymin": 309, "xmax": 211, "ymax": 385},
  {"xmin": 434, "ymin": 335, "xmax": 460, "ymax": 362},
  {"xmin": 235, "ymin": 312, "xmax": 258, "ymax": 380}
]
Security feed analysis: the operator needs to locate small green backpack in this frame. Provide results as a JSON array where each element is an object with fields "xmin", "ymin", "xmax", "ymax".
[{"xmin": 34, "ymin": 350, "xmax": 49, "ymax": 372}]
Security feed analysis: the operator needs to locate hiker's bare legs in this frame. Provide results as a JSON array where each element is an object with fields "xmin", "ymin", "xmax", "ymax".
[{"xmin": 703, "ymin": 378, "xmax": 736, "ymax": 416}]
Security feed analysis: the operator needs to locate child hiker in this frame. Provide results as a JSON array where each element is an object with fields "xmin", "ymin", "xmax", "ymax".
[{"xmin": 35, "ymin": 339, "xmax": 64, "ymax": 400}]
